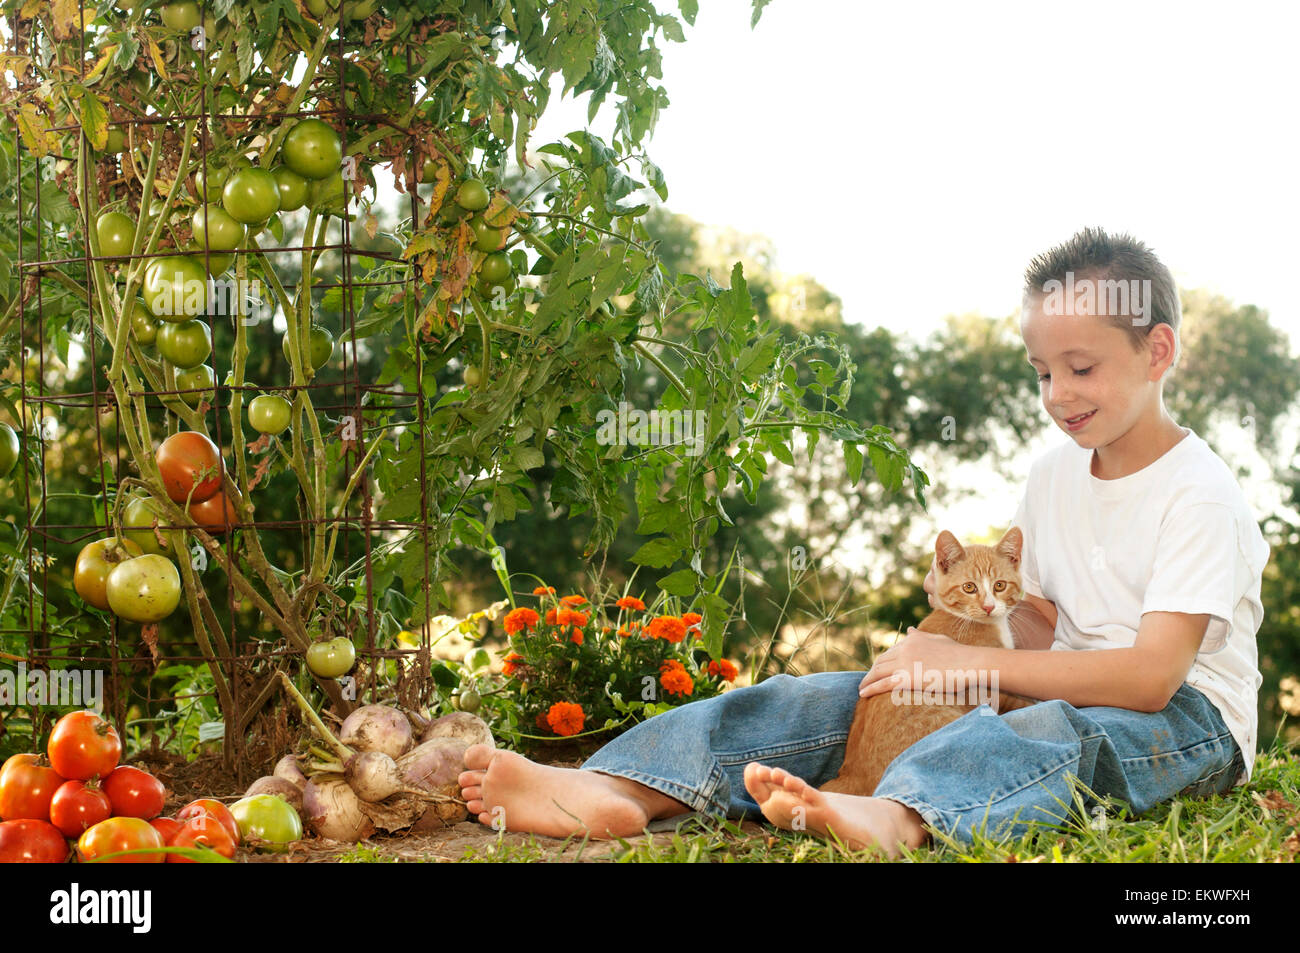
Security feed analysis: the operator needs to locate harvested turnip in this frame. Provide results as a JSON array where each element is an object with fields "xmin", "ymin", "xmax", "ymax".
[
  {"xmin": 344, "ymin": 750, "xmax": 406, "ymax": 803},
  {"xmin": 273, "ymin": 754, "xmax": 309, "ymax": 791},
  {"xmin": 245, "ymin": 775, "xmax": 305, "ymax": 815},
  {"xmin": 420, "ymin": 711, "xmax": 494, "ymax": 750},
  {"xmin": 339, "ymin": 704, "xmax": 413, "ymax": 759},
  {"xmin": 399, "ymin": 738, "xmax": 470, "ymax": 829},
  {"xmin": 303, "ymin": 777, "xmax": 376, "ymax": 842}
]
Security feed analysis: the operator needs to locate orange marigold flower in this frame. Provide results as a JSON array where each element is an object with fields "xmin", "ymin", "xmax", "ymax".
[
  {"xmin": 660, "ymin": 658, "xmax": 685, "ymax": 673},
  {"xmin": 629, "ymin": 621, "xmax": 641, "ymax": 630},
  {"xmin": 533, "ymin": 586, "xmax": 556, "ymax": 595},
  {"xmin": 503, "ymin": 652, "xmax": 524, "ymax": 677},
  {"xmin": 707, "ymin": 659, "xmax": 739, "ymax": 682},
  {"xmin": 602, "ymin": 626, "xmax": 612, "ymax": 634},
  {"xmin": 660, "ymin": 668, "xmax": 694, "ymax": 697},
  {"xmin": 617, "ymin": 596, "xmax": 646, "ymax": 611},
  {"xmin": 569, "ymin": 611, "xmax": 589, "ymax": 627},
  {"xmin": 560, "ymin": 594, "xmax": 587, "ymax": 607},
  {"xmin": 617, "ymin": 627, "xmax": 631, "ymax": 637},
  {"xmin": 648, "ymin": 615, "xmax": 687, "ymax": 643},
  {"xmin": 504, "ymin": 607, "xmax": 539, "ymax": 635},
  {"xmin": 546, "ymin": 702, "xmax": 585, "ymax": 736},
  {"xmin": 570, "ymin": 628, "xmax": 584, "ymax": 645},
  {"xmin": 545, "ymin": 607, "xmax": 560, "ymax": 625},
  {"xmin": 683, "ymin": 612, "xmax": 702, "ymax": 627}
]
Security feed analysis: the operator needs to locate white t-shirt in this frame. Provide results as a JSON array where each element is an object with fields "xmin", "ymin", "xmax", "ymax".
[{"xmin": 1011, "ymin": 426, "xmax": 1269, "ymax": 785}]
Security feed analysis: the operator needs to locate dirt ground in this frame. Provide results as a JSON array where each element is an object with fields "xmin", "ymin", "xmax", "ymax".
[{"xmin": 135, "ymin": 749, "xmax": 754, "ymax": 862}]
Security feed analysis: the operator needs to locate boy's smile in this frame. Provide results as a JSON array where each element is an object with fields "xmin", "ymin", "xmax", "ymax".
[{"xmin": 1020, "ymin": 295, "xmax": 1184, "ymax": 478}]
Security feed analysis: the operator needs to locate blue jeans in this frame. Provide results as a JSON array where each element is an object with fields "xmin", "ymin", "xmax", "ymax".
[{"xmin": 579, "ymin": 672, "xmax": 1244, "ymax": 845}]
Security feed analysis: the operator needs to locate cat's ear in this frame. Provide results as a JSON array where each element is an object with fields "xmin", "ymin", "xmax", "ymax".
[
  {"xmin": 996, "ymin": 526, "xmax": 1023, "ymax": 566},
  {"xmin": 935, "ymin": 530, "xmax": 965, "ymax": 573}
]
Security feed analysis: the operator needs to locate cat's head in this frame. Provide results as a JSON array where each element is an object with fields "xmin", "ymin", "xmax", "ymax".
[{"xmin": 932, "ymin": 527, "xmax": 1024, "ymax": 622}]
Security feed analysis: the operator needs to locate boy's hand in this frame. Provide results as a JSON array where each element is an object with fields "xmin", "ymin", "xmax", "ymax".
[{"xmin": 858, "ymin": 627, "xmax": 975, "ymax": 699}]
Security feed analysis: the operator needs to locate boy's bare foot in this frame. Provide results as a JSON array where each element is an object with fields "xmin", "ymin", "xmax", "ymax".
[
  {"xmin": 743, "ymin": 762, "xmax": 929, "ymax": 859},
  {"xmin": 458, "ymin": 744, "xmax": 692, "ymax": 839}
]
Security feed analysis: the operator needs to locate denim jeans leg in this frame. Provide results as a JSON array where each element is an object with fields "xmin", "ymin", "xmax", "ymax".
[
  {"xmin": 871, "ymin": 682, "xmax": 1242, "ymax": 846},
  {"xmin": 580, "ymin": 671, "xmax": 864, "ymax": 818}
]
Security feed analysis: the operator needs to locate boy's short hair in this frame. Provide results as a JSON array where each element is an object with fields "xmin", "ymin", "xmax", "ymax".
[{"xmin": 1022, "ymin": 226, "xmax": 1181, "ymax": 371}]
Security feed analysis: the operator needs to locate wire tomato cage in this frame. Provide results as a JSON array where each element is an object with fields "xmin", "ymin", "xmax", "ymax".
[{"xmin": 0, "ymin": 2, "xmax": 451, "ymax": 771}]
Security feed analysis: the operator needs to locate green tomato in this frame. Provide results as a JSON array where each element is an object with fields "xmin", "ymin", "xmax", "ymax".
[
  {"xmin": 125, "ymin": 299, "xmax": 157, "ymax": 345},
  {"xmin": 248, "ymin": 395, "xmax": 291, "ymax": 435},
  {"xmin": 101, "ymin": 127, "xmax": 126, "ymax": 154},
  {"xmin": 0, "ymin": 422, "xmax": 18, "ymax": 478},
  {"xmin": 193, "ymin": 164, "xmax": 227, "ymax": 201},
  {"xmin": 280, "ymin": 118, "xmax": 343, "ymax": 181},
  {"xmin": 304, "ymin": 0, "xmax": 327, "ymax": 16},
  {"xmin": 160, "ymin": 1, "xmax": 201, "ymax": 31},
  {"xmin": 437, "ymin": 199, "xmax": 467, "ymax": 227},
  {"xmin": 305, "ymin": 637, "xmax": 355, "ymax": 678},
  {"xmin": 122, "ymin": 496, "xmax": 169, "ymax": 556},
  {"xmin": 189, "ymin": 248, "xmax": 234, "ymax": 276},
  {"xmin": 307, "ymin": 170, "xmax": 347, "ymax": 214},
  {"xmin": 455, "ymin": 179, "xmax": 490, "ymax": 212},
  {"xmin": 420, "ymin": 159, "xmax": 439, "ymax": 184},
  {"xmin": 455, "ymin": 689, "xmax": 482, "ymax": 714},
  {"xmin": 191, "ymin": 204, "xmax": 245, "ymax": 252},
  {"xmin": 271, "ymin": 166, "xmax": 309, "ymax": 212},
  {"xmin": 156, "ymin": 319, "xmax": 211, "ymax": 368},
  {"xmin": 221, "ymin": 167, "xmax": 281, "ymax": 224},
  {"xmin": 229, "ymin": 795, "xmax": 302, "ymax": 852},
  {"xmin": 106, "ymin": 554, "xmax": 181, "ymax": 623},
  {"xmin": 282, "ymin": 325, "xmax": 334, "ymax": 371},
  {"xmin": 96, "ymin": 211, "xmax": 135, "ymax": 259},
  {"xmin": 175, "ymin": 364, "xmax": 215, "ymax": 407},
  {"xmin": 143, "ymin": 255, "xmax": 209, "ymax": 322},
  {"xmin": 479, "ymin": 252, "xmax": 511, "ymax": 284},
  {"xmin": 462, "ymin": 364, "xmax": 482, "ymax": 388},
  {"xmin": 469, "ymin": 216, "xmax": 507, "ymax": 253}
]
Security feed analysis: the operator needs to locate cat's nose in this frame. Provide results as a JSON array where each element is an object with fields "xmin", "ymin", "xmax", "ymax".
[{"xmin": 982, "ymin": 604, "xmax": 994, "ymax": 615}]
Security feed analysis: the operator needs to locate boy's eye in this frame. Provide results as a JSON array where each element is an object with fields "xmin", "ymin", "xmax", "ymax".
[
  {"xmin": 1037, "ymin": 366, "xmax": 1093, "ymax": 382},
  {"xmin": 1074, "ymin": 366, "xmax": 1093, "ymax": 376}
]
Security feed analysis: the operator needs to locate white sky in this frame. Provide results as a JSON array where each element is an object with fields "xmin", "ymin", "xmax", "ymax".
[{"xmin": 525, "ymin": 0, "xmax": 1300, "ymax": 355}]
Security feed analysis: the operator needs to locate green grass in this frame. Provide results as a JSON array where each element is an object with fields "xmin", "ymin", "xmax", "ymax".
[{"xmin": 452, "ymin": 735, "xmax": 1300, "ymax": 863}]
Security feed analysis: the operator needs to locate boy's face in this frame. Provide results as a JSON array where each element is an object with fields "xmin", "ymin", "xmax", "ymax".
[{"xmin": 1020, "ymin": 296, "xmax": 1158, "ymax": 448}]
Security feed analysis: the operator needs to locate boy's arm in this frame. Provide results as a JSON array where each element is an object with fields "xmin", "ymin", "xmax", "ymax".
[
  {"xmin": 967, "ymin": 610, "xmax": 1209, "ymax": 711},
  {"xmin": 1009, "ymin": 594, "xmax": 1057, "ymax": 649}
]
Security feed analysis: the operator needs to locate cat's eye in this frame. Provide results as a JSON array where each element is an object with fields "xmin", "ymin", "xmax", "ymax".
[
  {"xmin": 962, "ymin": 583, "xmax": 976, "ymax": 593},
  {"xmin": 994, "ymin": 581, "xmax": 1005, "ymax": 591}
]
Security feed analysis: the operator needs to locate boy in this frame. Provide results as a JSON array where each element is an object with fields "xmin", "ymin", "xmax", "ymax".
[{"xmin": 459, "ymin": 227, "xmax": 1269, "ymax": 856}]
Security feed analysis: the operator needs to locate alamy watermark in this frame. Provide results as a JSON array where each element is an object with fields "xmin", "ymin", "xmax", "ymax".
[
  {"xmin": 1040, "ymin": 271, "xmax": 1152, "ymax": 326},
  {"xmin": 1, "ymin": 663, "xmax": 104, "ymax": 710},
  {"xmin": 595, "ymin": 401, "xmax": 708, "ymax": 457},
  {"xmin": 888, "ymin": 662, "xmax": 1006, "ymax": 713},
  {"xmin": 147, "ymin": 273, "xmax": 274, "ymax": 326}
]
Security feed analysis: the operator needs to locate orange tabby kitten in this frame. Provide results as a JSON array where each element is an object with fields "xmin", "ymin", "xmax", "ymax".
[{"xmin": 821, "ymin": 527, "xmax": 1039, "ymax": 797}]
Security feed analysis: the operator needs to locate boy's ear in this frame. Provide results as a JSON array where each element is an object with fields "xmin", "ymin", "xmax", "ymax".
[
  {"xmin": 936, "ymin": 531, "xmax": 964, "ymax": 574},
  {"xmin": 996, "ymin": 526, "xmax": 1023, "ymax": 567}
]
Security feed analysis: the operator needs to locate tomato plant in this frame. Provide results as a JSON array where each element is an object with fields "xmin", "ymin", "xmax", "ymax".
[
  {"xmin": 175, "ymin": 364, "xmax": 216, "ymax": 406},
  {"xmin": 49, "ymin": 779, "xmax": 113, "ymax": 837},
  {"xmin": 282, "ymin": 325, "xmax": 334, "ymax": 371},
  {"xmin": 122, "ymin": 496, "xmax": 169, "ymax": 555},
  {"xmin": 143, "ymin": 255, "xmax": 209, "ymax": 322},
  {"xmin": 95, "ymin": 210, "xmax": 134, "ymax": 259},
  {"xmin": 188, "ymin": 489, "xmax": 239, "ymax": 534},
  {"xmin": 106, "ymin": 554, "xmax": 182, "ymax": 623},
  {"xmin": 455, "ymin": 179, "xmax": 490, "ymax": 212},
  {"xmin": 101, "ymin": 766, "xmax": 166, "ymax": 820},
  {"xmin": 0, "ymin": 819, "xmax": 69, "ymax": 863},
  {"xmin": 0, "ymin": 422, "xmax": 18, "ymax": 478},
  {"xmin": 77, "ymin": 817, "xmax": 165, "ymax": 863},
  {"xmin": 125, "ymin": 298, "xmax": 158, "ymax": 344},
  {"xmin": 190, "ymin": 204, "xmax": 245, "ymax": 252},
  {"xmin": 73, "ymin": 537, "xmax": 144, "ymax": 610},
  {"xmin": 156, "ymin": 431, "xmax": 222, "ymax": 503},
  {"xmin": 159, "ymin": 1, "xmax": 200, "ymax": 32},
  {"xmin": 272, "ymin": 166, "xmax": 309, "ymax": 212},
  {"xmin": 47, "ymin": 711, "xmax": 121, "ymax": 782}
]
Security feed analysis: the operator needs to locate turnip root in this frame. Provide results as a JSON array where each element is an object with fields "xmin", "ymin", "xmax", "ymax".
[
  {"xmin": 419, "ymin": 712, "xmax": 494, "ymax": 750},
  {"xmin": 245, "ymin": 775, "xmax": 305, "ymax": 815},
  {"xmin": 344, "ymin": 750, "xmax": 406, "ymax": 803},
  {"xmin": 273, "ymin": 754, "xmax": 309, "ymax": 791},
  {"xmin": 339, "ymin": 704, "xmax": 413, "ymax": 759},
  {"xmin": 399, "ymin": 738, "xmax": 471, "ymax": 829},
  {"xmin": 303, "ymin": 778, "xmax": 376, "ymax": 842}
]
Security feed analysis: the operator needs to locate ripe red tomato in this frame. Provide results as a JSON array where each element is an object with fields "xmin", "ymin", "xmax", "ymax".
[
  {"xmin": 101, "ymin": 766, "xmax": 166, "ymax": 820},
  {"xmin": 76, "ymin": 816, "xmax": 165, "ymax": 863},
  {"xmin": 176, "ymin": 798, "xmax": 240, "ymax": 846},
  {"xmin": 167, "ymin": 813, "xmax": 236, "ymax": 862},
  {"xmin": 149, "ymin": 816, "xmax": 184, "ymax": 842},
  {"xmin": 156, "ymin": 431, "xmax": 222, "ymax": 503},
  {"xmin": 48, "ymin": 779, "xmax": 113, "ymax": 838},
  {"xmin": 0, "ymin": 819, "xmax": 69, "ymax": 863},
  {"xmin": 0, "ymin": 754, "xmax": 64, "ymax": 821},
  {"xmin": 188, "ymin": 488, "xmax": 240, "ymax": 534},
  {"xmin": 47, "ymin": 710, "xmax": 122, "ymax": 782}
]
